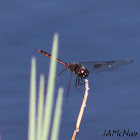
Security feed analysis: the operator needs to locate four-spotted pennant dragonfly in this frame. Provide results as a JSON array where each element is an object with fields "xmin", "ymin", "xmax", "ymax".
[{"xmin": 37, "ymin": 49, "xmax": 133, "ymax": 101}]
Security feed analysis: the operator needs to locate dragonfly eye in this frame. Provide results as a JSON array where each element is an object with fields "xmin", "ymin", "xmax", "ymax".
[{"xmin": 80, "ymin": 69, "xmax": 89, "ymax": 78}]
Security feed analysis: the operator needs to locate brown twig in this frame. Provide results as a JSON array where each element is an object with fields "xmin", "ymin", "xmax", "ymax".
[{"xmin": 71, "ymin": 79, "xmax": 89, "ymax": 140}]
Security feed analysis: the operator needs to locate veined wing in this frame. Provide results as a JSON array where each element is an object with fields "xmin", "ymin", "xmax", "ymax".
[{"xmin": 80, "ymin": 60, "xmax": 134, "ymax": 74}]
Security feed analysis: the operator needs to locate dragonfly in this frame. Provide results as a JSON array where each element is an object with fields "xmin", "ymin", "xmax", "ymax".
[{"xmin": 37, "ymin": 49, "xmax": 133, "ymax": 101}]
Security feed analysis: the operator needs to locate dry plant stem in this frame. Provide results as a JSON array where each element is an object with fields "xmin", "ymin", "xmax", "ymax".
[{"xmin": 71, "ymin": 79, "xmax": 89, "ymax": 140}]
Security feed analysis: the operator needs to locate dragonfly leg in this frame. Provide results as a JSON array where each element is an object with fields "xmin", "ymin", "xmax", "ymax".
[
  {"xmin": 66, "ymin": 72, "xmax": 72, "ymax": 104},
  {"xmin": 56, "ymin": 67, "xmax": 67, "ymax": 80},
  {"xmin": 79, "ymin": 77, "xmax": 85, "ymax": 85},
  {"xmin": 75, "ymin": 77, "xmax": 84, "ymax": 97}
]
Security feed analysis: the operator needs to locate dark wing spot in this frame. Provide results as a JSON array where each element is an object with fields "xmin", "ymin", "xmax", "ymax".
[
  {"xmin": 105, "ymin": 61, "xmax": 115, "ymax": 63},
  {"xmin": 94, "ymin": 64, "xmax": 103, "ymax": 68}
]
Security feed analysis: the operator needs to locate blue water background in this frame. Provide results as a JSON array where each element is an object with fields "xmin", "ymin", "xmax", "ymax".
[{"xmin": 0, "ymin": 0, "xmax": 140, "ymax": 140}]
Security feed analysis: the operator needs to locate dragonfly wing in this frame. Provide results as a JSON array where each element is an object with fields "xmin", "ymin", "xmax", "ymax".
[{"xmin": 80, "ymin": 60, "xmax": 133, "ymax": 74}]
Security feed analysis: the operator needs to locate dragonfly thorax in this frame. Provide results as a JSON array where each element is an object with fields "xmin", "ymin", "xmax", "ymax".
[{"xmin": 68, "ymin": 63, "xmax": 89, "ymax": 78}]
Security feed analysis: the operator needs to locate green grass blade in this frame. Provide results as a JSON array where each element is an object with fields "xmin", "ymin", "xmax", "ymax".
[
  {"xmin": 28, "ymin": 57, "xmax": 36, "ymax": 140},
  {"xmin": 50, "ymin": 87, "xmax": 64, "ymax": 140},
  {"xmin": 37, "ymin": 74, "xmax": 45, "ymax": 140},
  {"xmin": 42, "ymin": 33, "xmax": 59, "ymax": 140}
]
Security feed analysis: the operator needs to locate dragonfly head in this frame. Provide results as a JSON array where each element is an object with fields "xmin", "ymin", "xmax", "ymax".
[{"xmin": 79, "ymin": 69, "xmax": 89, "ymax": 78}]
